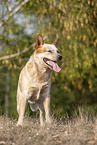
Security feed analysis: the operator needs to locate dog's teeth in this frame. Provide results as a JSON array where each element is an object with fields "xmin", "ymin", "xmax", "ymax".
[{"xmin": 47, "ymin": 61, "xmax": 49, "ymax": 64}]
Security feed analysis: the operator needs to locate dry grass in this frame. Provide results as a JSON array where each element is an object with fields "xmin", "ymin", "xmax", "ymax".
[{"xmin": 0, "ymin": 111, "xmax": 97, "ymax": 145}]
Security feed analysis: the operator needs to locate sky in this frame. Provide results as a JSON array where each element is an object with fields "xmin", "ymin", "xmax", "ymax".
[{"xmin": 0, "ymin": 0, "xmax": 35, "ymax": 36}]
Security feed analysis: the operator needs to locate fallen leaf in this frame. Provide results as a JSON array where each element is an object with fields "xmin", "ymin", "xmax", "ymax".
[
  {"xmin": 87, "ymin": 140, "xmax": 95, "ymax": 144},
  {"xmin": 59, "ymin": 130, "xmax": 65, "ymax": 132},
  {"xmin": 52, "ymin": 135, "xmax": 59, "ymax": 138},
  {"xmin": 0, "ymin": 141, "xmax": 6, "ymax": 144},
  {"xmin": 56, "ymin": 140, "xmax": 62, "ymax": 144}
]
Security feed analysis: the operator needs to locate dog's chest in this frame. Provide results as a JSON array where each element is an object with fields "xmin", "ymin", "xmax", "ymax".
[
  {"xmin": 28, "ymin": 82, "xmax": 49, "ymax": 101},
  {"xmin": 26, "ymin": 61, "xmax": 52, "ymax": 84}
]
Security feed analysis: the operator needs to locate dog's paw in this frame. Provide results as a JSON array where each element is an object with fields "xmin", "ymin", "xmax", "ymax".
[
  {"xmin": 16, "ymin": 121, "xmax": 23, "ymax": 127},
  {"xmin": 46, "ymin": 118, "xmax": 52, "ymax": 124}
]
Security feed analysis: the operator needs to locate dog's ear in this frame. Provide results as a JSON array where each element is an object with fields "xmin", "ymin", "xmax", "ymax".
[
  {"xmin": 53, "ymin": 38, "xmax": 59, "ymax": 47},
  {"xmin": 36, "ymin": 34, "xmax": 44, "ymax": 49}
]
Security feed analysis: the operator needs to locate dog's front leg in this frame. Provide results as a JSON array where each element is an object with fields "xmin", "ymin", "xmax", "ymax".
[
  {"xmin": 17, "ymin": 95, "xmax": 27, "ymax": 126},
  {"xmin": 39, "ymin": 108, "xmax": 44, "ymax": 126},
  {"xmin": 44, "ymin": 96, "xmax": 51, "ymax": 123},
  {"xmin": 38, "ymin": 102, "xmax": 44, "ymax": 126}
]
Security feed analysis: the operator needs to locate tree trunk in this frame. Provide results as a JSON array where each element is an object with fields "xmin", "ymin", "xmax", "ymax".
[{"xmin": 5, "ymin": 68, "xmax": 10, "ymax": 118}]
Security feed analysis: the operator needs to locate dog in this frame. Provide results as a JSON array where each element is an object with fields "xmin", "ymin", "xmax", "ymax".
[{"xmin": 17, "ymin": 34, "xmax": 62, "ymax": 126}]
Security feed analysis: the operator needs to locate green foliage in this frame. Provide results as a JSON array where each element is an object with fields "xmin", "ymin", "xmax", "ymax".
[{"xmin": 0, "ymin": 0, "xmax": 97, "ymax": 117}]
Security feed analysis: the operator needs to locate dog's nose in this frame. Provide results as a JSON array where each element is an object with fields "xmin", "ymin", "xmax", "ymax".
[{"xmin": 58, "ymin": 55, "xmax": 62, "ymax": 61}]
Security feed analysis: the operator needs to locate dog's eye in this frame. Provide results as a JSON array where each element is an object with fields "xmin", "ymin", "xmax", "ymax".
[
  {"xmin": 57, "ymin": 50, "xmax": 59, "ymax": 53},
  {"xmin": 47, "ymin": 50, "xmax": 52, "ymax": 53}
]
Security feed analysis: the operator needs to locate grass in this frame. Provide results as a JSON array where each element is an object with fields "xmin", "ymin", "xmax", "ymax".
[{"xmin": 0, "ymin": 110, "xmax": 97, "ymax": 145}]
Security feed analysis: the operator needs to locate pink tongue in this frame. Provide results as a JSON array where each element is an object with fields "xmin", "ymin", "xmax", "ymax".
[{"xmin": 49, "ymin": 61, "xmax": 61, "ymax": 72}]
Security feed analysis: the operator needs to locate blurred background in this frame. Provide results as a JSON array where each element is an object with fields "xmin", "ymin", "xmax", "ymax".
[{"xmin": 0, "ymin": 0, "xmax": 97, "ymax": 118}]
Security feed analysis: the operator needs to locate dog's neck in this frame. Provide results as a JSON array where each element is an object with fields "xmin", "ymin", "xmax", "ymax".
[{"xmin": 27, "ymin": 53, "xmax": 52, "ymax": 83}]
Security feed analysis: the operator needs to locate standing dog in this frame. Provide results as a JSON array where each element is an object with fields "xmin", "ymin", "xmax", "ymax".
[{"xmin": 17, "ymin": 34, "xmax": 62, "ymax": 126}]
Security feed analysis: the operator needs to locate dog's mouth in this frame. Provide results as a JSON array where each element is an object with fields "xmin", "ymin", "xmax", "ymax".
[{"xmin": 43, "ymin": 58, "xmax": 61, "ymax": 72}]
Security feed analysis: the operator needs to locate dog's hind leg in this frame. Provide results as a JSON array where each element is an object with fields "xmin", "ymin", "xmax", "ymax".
[{"xmin": 17, "ymin": 94, "xmax": 27, "ymax": 126}]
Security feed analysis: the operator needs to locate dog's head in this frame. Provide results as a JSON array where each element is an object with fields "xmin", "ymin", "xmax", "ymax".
[{"xmin": 35, "ymin": 34, "xmax": 62, "ymax": 72}]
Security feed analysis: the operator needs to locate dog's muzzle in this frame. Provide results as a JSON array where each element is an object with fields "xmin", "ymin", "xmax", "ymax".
[{"xmin": 58, "ymin": 55, "xmax": 62, "ymax": 61}]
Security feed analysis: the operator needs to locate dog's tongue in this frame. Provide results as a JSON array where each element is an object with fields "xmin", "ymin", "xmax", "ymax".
[{"xmin": 48, "ymin": 60, "xmax": 61, "ymax": 72}]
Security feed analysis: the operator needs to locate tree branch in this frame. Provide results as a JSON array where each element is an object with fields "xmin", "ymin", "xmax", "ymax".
[
  {"xmin": 0, "ymin": 43, "xmax": 35, "ymax": 61},
  {"xmin": 0, "ymin": 0, "xmax": 29, "ymax": 28},
  {"xmin": 0, "ymin": 35, "xmax": 47, "ymax": 61}
]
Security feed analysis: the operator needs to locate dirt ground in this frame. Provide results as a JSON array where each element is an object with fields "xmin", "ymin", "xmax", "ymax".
[{"xmin": 0, "ymin": 112, "xmax": 97, "ymax": 145}]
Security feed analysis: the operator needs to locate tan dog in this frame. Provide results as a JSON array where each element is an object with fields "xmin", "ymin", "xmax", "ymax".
[{"xmin": 17, "ymin": 34, "xmax": 62, "ymax": 126}]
